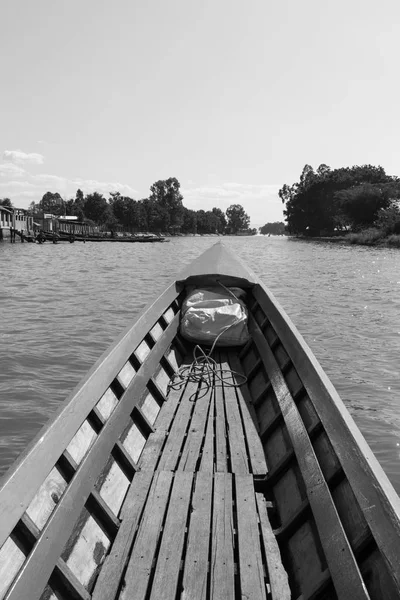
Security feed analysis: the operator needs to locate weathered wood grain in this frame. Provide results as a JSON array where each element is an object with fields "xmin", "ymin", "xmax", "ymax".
[
  {"xmin": 0, "ymin": 538, "xmax": 25, "ymax": 600},
  {"xmin": 235, "ymin": 475, "xmax": 267, "ymax": 600},
  {"xmin": 214, "ymin": 364, "xmax": 228, "ymax": 473},
  {"xmin": 66, "ymin": 514, "xmax": 110, "ymax": 589},
  {"xmin": 249, "ymin": 314, "xmax": 370, "ymax": 599},
  {"xmin": 120, "ymin": 471, "xmax": 174, "ymax": 600},
  {"xmin": 179, "ymin": 379, "xmax": 213, "ymax": 472},
  {"xmin": 253, "ymin": 283, "xmax": 400, "ymax": 591},
  {"xmin": 91, "ymin": 470, "xmax": 154, "ymax": 600},
  {"xmin": 199, "ymin": 387, "xmax": 215, "ymax": 472},
  {"xmin": 149, "ymin": 472, "xmax": 193, "ymax": 599},
  {"xmin": 181, "ymin": 472, "xmax": 213, "ymax": 600},
  {"xmin": 156, "ymin": 379, "xmax": 198, "ymax": 471},
  {"xmin": 256, "ymin": 492, "xmax": 291, "ymax": 600},
  {"xmin": 25, "ymin": 466, "xmax": 67, "ymax": 530},
  {"xmin": 220, "ymin": 355, "xmax": 249, "ymax": 475},
  {"xmin": 210, "ymin": 473, "xmax": 235, "ymax": 599}
]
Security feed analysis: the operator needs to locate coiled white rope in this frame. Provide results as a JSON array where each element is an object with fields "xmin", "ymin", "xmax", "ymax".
[{"xmin": 167, "ymin": 282, "xmax": 248, "ymax": 401}]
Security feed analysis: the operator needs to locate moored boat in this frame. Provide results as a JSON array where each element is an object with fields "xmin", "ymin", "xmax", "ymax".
[{"xmin": 1, "ymin": 241, "xmax": 400, "ymax": 600}]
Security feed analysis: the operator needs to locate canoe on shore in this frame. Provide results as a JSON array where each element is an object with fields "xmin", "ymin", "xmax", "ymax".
[{"xmin": 1, "ymin": 242, "xmax": 400, "ymax": 600}]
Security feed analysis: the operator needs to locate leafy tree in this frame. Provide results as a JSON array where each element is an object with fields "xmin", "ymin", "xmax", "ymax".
[
  {"xmin": 143, "ymin": 198, "xmax": 169, "ymax": 231},
  {"xmin": 374, "ymin": 202, "xmax": 400, "ymax": 234},
  {"xmin": 0, "ymin": 198, "xmax": 13, "ymax": 208},
  {"xmin": 226, "ymin": 204, "xmax": 250, "ymax": 234},
  {"xmin": 149, "ymin": 177, "xmax": 184, "ymax": 231},
  {"xmin": 39, "ymin": 191, "xmax": 64, "ymax": 215},
  {"xmin": 211, "ymin": 207, "xmax": 227, "ymax": 234},
  {"xmin": 83, "ymin": 192, "xmax": 109, "ymax": 224},
  {"xmin": 181, "ymin": 207, "xmax": 197, "ymax": 233},
  {"xmin": 334, "ymin": 183, "xmax": 395, "ymax": 229},
  {"xmin": 259, "ymin": 222, "xmax": 286, "ymax": 235},
  {"xmin": 281, "ymin": 164, "xmax": 393, "ymax": 235}
]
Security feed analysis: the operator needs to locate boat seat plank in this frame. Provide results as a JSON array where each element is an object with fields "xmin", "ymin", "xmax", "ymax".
[
  {"xmin": 236, "ymin": 475, "xmax": 267, "ymax": 600},
  {"xmin": 156, "ymin": 378, "xmax": 199, "ymax": 471},
  {"xmin": 199, "ymin": 387, "xmax": 215, "ymax": 472},
  {"xmin": 119, "ymin": 471, "xmax": 174, "ymax": 600},
  {"xmin": 91, "ymin": 470, "xmax": 154, "ymax": 600},
  {"xmin": 181, "ymin": 472, "xmax": 213, "ymax": 599},
  {"xmin": 178, "ymin": 377, "xmax": 214, "ymax": 471},
  {"xmin": 249, "ymin": 315, "xmax": 371, "ymax": 600},
  {"xmin": 220, "ymin": 353, "xmax": 249, "ymax": 474},
  {"xmin": 210, "ymin": 472, "xmax": 235, "ymax": 598},
  {"xmin": 148, "ymin": 472, "xmax": 193, "ymax": 599},
  {"xmin": 256, "ymin": 493, "xmax": 291, "ymax": 600},
  {"xmin": 229, "ymin": 354, "xmax": 268, "ymax": 475},
  {"xmin": 138, "ymin": 386, "xmax": 184, "ymax": 471},
  {"xmin": 214, "ymin": 361, "xmax": 229, "ymax": 473}
]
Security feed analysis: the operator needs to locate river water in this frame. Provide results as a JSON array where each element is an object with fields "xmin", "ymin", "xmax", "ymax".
[{"xmin": 1, "ymin": 236, "xmax": 400, "ymax": 492}]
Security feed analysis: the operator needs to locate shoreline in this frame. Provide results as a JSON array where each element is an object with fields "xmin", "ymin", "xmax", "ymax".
[{"xmin": 289, "ymin": 232, "xmax": 400, "ymax": 248}]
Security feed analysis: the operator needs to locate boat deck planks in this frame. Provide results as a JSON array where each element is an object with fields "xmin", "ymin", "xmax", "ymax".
[
  {"xmin": 181, "ymin": 471, "xmax": 213, "ymax": 599},
  {"xmin": 120, "ymin": 470, "xmax": 174, "ymax": 600},
  {"xmin": 138, "ymin": 351, "xmax": 268, "ymax": 476},
  {"xmin": 148, "ymin": 471, "xmax": 193, "ymax": 599},
  {"xmin": 210, "ymin": 473, "xmax": 236, "ymax": 599},
  {"xmin": 236, "ymin": 474, "xmax": 267, "ymax": 600},
  {"xmin": 3, "ymin": 243, "xmax": 400, "ymax": 600},
  {"xmin": 220, "ymin": 352, "xmax": 251, "ymax": 475}
]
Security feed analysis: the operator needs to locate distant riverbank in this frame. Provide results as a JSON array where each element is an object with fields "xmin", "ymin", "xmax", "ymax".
[{"xmin": 293, "ymin": 230, "xmax": 400, "ymax": 247}]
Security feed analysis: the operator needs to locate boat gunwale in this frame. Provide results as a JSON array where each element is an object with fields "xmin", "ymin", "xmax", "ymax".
[
  {"xmin": 252, "ymin": 282, "xmax": 400, "ymax": 586},
  {"xmin": 0, "ymin": 280, "xmax": 182, "ymax": 548}
]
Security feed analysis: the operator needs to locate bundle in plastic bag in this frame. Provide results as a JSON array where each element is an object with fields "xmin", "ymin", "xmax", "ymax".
[{"xmin": 180, "ymin": 286, "xmax": 250, "ymax": 347}]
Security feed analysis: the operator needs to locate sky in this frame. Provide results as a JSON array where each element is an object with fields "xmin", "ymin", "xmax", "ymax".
[{"xmin": 1, "ymin": 0, "xmax": 400, "ymax": 227}]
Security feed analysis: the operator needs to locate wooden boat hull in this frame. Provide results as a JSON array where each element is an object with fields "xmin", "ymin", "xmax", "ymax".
[{"xmin": 0, "ymin": 242, "xmax": 400, "ymax": 600}]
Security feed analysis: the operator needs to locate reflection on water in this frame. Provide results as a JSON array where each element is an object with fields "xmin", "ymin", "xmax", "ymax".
[{"xmin": 1, "ymin": 237, "xmax": 400, "ymax": 491}]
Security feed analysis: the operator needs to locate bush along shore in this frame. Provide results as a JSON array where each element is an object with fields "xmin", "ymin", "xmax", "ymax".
[{"xmin": 280, "ymin": 163, "xmax": 400, "ymax": 247}]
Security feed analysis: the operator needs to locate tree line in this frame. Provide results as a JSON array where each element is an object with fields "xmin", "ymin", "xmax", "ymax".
[
  {"xmin": 17, "ymin": 177, "xmax": 254, "ymax": 235},
  {"xmin": 259, "ymin": 222, "xmax": 286, "ymax": 235},
  {"xmin": 280, "ymin": 164, "xmax": 400, "ymax": 236}
]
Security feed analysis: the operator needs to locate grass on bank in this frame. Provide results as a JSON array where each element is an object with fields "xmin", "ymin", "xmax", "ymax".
[{"xmin": 347, "ymin": 228, "xmax": 400, "ymax": 247}]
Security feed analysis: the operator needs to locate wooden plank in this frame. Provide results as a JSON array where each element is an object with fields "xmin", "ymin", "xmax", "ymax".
[
  {"xmin": 220, "ymin": 353, "xmax": 248, "ymax": 474},
  {"xmin": 25, "ymin": 466, "xmax": 67, "ymax": 530},
  {"xmin": 66, "ymin": 514, "xmax": 110, "ymax": 590},
  {"xmin": 91, "ymin": 471, "xmax": 154, "ymax": 600},
  {"xmin": 256, "ymin": 493, "xmax": 291, "ymax": 600},
  {"xmin": 253, "ymin": 284, "xmax": 400, "ymax": 591},
  {"xmin": 210, "ymin": 473, "xmax": 235, "ymax": 599},
  {"xmin": 181, "ymin": 472, "xmax": 213, "ymax": 599},
  {"xmin": 149, "ymin": 472, "xmax": 193, "ymax": 599},
  {"xmin": 249, "ymin": 315, "xmax": 370, "ymax": 600},
  {"xmin": 120, "ymin": 471, "xmax": 174, "ymax": 600},
  {"xmin": 0, "ymin": 281, "xmax": 180, "ymax": 549},
  {"xmin": 214, "ymin": 360, "xmax": 228, "ymax": 473},
  {"xmin": 0, "ymin": 538, "xmax": 25, "ymax": 600},
  {"xmin": 179, "ymin": 378, "xmax": 214, "ymax": 472},
  {"xmin": 139, "ymin": 370, "xmax": 190, "ymax": 470},
  {"xmin": 199, "ymin": 386, "xmax": 215, "ymax": 472},
  {"xmin": 4, "ymin": 315, "xmax": 180, "ymax": 600},
  {"xmin": 235, "ymin": 475, "xmax": 267, "ymax": 600},
  {"xmin": 157, "ymin": 378, "xmax": 199, "ymax": 471}
]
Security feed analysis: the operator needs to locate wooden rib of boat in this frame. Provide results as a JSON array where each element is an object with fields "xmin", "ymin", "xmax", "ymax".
[{"xmin": 1, "ymin": 242, "xmax": 400, "ymax": 600}]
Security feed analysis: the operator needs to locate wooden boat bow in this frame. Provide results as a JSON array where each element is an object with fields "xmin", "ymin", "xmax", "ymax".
[{"xmin": 0, "ymin": 242, "xmax": 399, "ymax": 600}]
